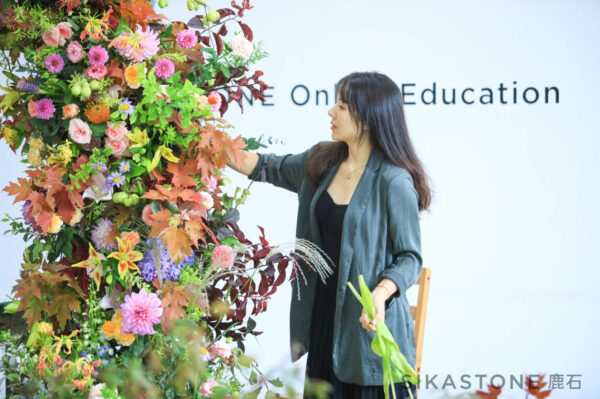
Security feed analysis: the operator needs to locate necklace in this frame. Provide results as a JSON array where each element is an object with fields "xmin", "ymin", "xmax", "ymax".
[{"xmin": 346, "ymin": 163, "xmax": 367, "ymax": 179}]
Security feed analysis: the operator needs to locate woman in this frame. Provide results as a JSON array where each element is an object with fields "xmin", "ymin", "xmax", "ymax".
[{"xmin": 226, "ymin": 71, "xmax": 432, "ymax": 399}]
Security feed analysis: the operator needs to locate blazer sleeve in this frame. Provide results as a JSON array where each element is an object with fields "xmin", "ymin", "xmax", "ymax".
[
  {"xmin": 246, "ymin": 142, "xmax": 320, "ymax": 193},
  {"xmin": 379, "ymin": 173, "xmax": 423, "ymax": 298}
]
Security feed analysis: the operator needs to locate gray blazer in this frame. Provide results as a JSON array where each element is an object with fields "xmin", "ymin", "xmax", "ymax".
[{"xmin": 247, "ymin": 141, "xmax": 423, "ymax": 385}]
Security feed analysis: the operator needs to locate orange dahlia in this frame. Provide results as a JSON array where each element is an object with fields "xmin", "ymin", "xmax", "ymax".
[
  {"xmin": 84, "ymin": 102, "xmax": 111, "ymax": 124},
  {"xmin": 124, "ymin": 64, "xmax": 143, "ymax": 89}
]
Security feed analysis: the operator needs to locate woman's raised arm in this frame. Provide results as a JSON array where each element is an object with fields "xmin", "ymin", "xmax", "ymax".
[{"xmin": 226, "ymin": 150, "xmax": 259, "ymax": 177}]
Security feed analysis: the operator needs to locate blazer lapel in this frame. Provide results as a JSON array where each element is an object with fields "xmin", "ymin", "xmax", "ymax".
[{"xmin": 307, "ymin": 146, "xmax": 386, "ymax": 292}]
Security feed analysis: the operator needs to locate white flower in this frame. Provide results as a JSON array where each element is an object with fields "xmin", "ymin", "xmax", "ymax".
[
  {"xmin": 83, "ymin": 174, "xmax": 112, "ymax": 202},
  {"xmin": 230, "ymin": 35, "xmax": 252, "ymax": 60}
]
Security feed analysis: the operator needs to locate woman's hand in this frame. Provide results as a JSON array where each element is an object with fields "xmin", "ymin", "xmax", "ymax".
[{"xmin": 358, "ymin": 288, "xmax": 388, "ymax": 332}]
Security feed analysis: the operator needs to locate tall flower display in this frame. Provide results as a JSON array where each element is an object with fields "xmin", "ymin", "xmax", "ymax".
[{"xmin": 0, "ymin": 0, "xmax": 317, "ymax": 397}]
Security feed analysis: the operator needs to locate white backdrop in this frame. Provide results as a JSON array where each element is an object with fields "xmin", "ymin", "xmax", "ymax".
[{"xmin": 1, "ymin": 1, "xmax": 599, "ymax": 398}]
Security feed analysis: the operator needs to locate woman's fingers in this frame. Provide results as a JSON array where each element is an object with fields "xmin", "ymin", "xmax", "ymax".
[{"xmin": 359, "ymin": 311, "xmax": 376, "ymax": 332}]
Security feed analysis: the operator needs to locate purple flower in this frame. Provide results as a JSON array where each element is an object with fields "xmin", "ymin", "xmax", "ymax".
[
  {"xmin": 22, "ymin": 201, "xmax": 35, "ymax": 225},
  {"xmin": 91, "ymin": 218, "xmax": 117, "ymax": 251},
  {"xmin": 119, "ymin": 161, "xmax": 131, "ymax": 174},
  {"xmin": 93, "ymin": 163, "xmax": 107, "ymax": 173},
  {"xmin": 88, "ymin": 45, "xmax": 109, "ymax": 66},
  {"xmin": 16, "ymin": 81, "xmax": 39, "ymax": 94},
  {"xmin": 106, "ymin": 172, "xmax": 125, "ymax": 189},
  {"xmin": 138, "ymin": 237, "xmax": 194, "ymax": 283},
  {"xmin": 45, "ymin": 54, "xmax": 65, "ymax": 73},
  {"xmin": 118, "ymin": 98, "xmax": 135, "ymax": 116},
  {"xmin": 35, "ymin": 98, "xmax": 55, "ymax": 120},
  {"xmin": 154, "ymin": 58, "xmax": 175, "ymax": 80},
  {"xmin": 176, "ymin": 29, "xmax": 198, "ymax": 49}
]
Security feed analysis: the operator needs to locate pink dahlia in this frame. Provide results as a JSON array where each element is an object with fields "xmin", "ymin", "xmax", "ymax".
[
  {"xmin": 109, "ymin": 25, "xmax": 160, "ymax": 63},
  {"xmin": 211, "ymin": 245, "xmax": 234, "ymax": 269},
  {"xmin": 35, "ymin": 99, "xmax": 55, "ymax": 119},
  {"xmin": 121, "ymin": 289, "xmax": 163, "ymax": 336},
  {"xmin": 86, "ymin": 65, "xmax": 107, "ymax": 79},
  {"xmin": 88, "ymin": 45, "xmax": 109, "ymax": 66},
  {"xmin": 176, "ymin": 29, "xmax": 197, "ymax": 49},
  {"xmin": 154, "ymin": 58, "xmax": 175, "ymax": 79},
  {"xmin": 207, "ymin": 91, "xmax": 221, "ymax": 113},
  {"xmin": 45, "ymin": 54, "xmax": 65, "ymax": 73}
]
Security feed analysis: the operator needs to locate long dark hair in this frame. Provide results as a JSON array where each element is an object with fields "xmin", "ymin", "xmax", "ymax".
[{"xmin": 307, "ymin": 71, "xmax": 433, "ymax": 212}]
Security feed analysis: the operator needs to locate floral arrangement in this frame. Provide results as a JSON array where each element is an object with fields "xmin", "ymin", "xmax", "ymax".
[{"xmin": 0, "ymin": 0, "xmax": 320, "ymax": 397}]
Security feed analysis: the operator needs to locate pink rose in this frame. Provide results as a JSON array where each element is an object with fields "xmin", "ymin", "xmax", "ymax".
[
  {"xmin": 62, "ymin": 104, "xmax": 79, "ymax": 119},
  {"xmin": 211, "ymin": 245, "xmax": 234, "ymax": 269},
  {"xmin": 68, "ymin": 118, "xmax": 92, "ymax": 145},
  {"xmin": 86, "ymin": 65, "xmax": 107, "ymax": 79},
  {"xmin": 105, "ymin": 121, "xmax": 128, "ymax": 141},
  {"xmin": 56, "ymin": 22, "xmax": 73, "ymax": 40},
  {"xmin": 42, "ymin": 27, "xmax": 61, "ymax": 48},
  {"xmin": 105, "ymin": 136, "xmax": 129, "ymax": 157},
  {"xmin": 230, "ymin": 35, "xmax": 252, "ymax": 60},
  {"xmin": 67, "ymin": 41, "xmax": 84, "ymax": 63}
]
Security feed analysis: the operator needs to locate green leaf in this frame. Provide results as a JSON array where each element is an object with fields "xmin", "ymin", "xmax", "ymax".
[
  {"xmin": 159, "ymin": 24, "xmax": 173, "ymax": 39},
  {"xmin": 89, "ymin": 122, "xmax": 108, "ymax": 138},
  {"xmin": 219, "ymin": 64, "xmax": 231, "ymax": 78}
]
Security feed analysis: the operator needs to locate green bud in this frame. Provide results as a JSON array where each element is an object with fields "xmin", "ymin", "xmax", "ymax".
[
  {"xmin": 158, "ymin": 0, "xmax": 169, "ymax": 7},
  {"xmin": 207, "ymin": 11, "xmax": 220, "ymax": 23},
  {"xmin": 89, "ymin": 80, "xmax": 102, "ymax": 91},
  {"xmin": 112, "ymin": 192, "xmax": 127, "ymax": 204}
]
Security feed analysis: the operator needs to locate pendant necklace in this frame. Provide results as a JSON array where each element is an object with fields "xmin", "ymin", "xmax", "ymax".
[{"xmin": 346, "ymin": 163, "xmax": 367, "ymax": 179}]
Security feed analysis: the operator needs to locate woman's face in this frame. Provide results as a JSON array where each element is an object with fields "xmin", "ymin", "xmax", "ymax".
[{"xmin": 328, "ymin": 99, "xmax": 362, "ymax": 144}]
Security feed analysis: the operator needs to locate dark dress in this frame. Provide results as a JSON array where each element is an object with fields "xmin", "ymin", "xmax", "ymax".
[{"xmin": 305, "ymin": 189, "xmax": 417, "ymax": 399}]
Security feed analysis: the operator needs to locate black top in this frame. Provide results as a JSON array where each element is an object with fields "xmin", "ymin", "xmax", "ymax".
[{"xmin": 306, "ymin": 189, "xmax": 347, "ymax": 380}]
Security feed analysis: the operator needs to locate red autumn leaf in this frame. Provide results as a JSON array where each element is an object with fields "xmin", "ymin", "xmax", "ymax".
[
  {"xmin": 215, "ymin": 8, "xmax": 235, "ymax": 18},
  {"xmin": 3, "ymin": 177, "xmax": 32, "ymax": 203},
  {"xmin": 106, "ymin": 58, "xmax": 125, "ymax": 85},
  {"xmin": 217, "ymin": 23, "xmax": 228, "ymax": 36},
  {"xmin": 167, "ymin": 158, "xmax": 199, "ymax": 188},
  {"xmin": 212, "ymin": 31, "xmax": 223, "ymax": 55},
  {"xmin": 238, "ymin": 21, "xmax": 253, "ymax": 41}
]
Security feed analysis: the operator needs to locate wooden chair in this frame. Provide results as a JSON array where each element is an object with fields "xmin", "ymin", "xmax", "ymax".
[{"xmin": 409, "ymin": 267, "xmax": 431, "ymax": 386}]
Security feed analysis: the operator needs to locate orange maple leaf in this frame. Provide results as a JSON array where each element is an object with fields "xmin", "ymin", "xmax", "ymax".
[
  {"xmin": 3, "ymin": 177, "xmax": 32, "ymax": 203},
  {"xmin": 525, "ymin": 375, "xmax": 552, "ymax": 399},
  {"xmin": 112, "ymin": 0, "xmax": 167, "ymax": 30},
  {"xmin": 167, "ymin": 158, "xmax": 199, "ymax": 188},
  {"xmin": 162, "ymin": 225, "xmax": 193, "ymax": 264},
  {"xmin": 476, "ymin": 384, "xmax": 502, "ymax": 399}
]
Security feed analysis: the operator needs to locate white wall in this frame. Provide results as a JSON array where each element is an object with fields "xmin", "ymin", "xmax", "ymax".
[{"xmin": 1, "ymin": 1, "xmax": 598, "ymax": 397}]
